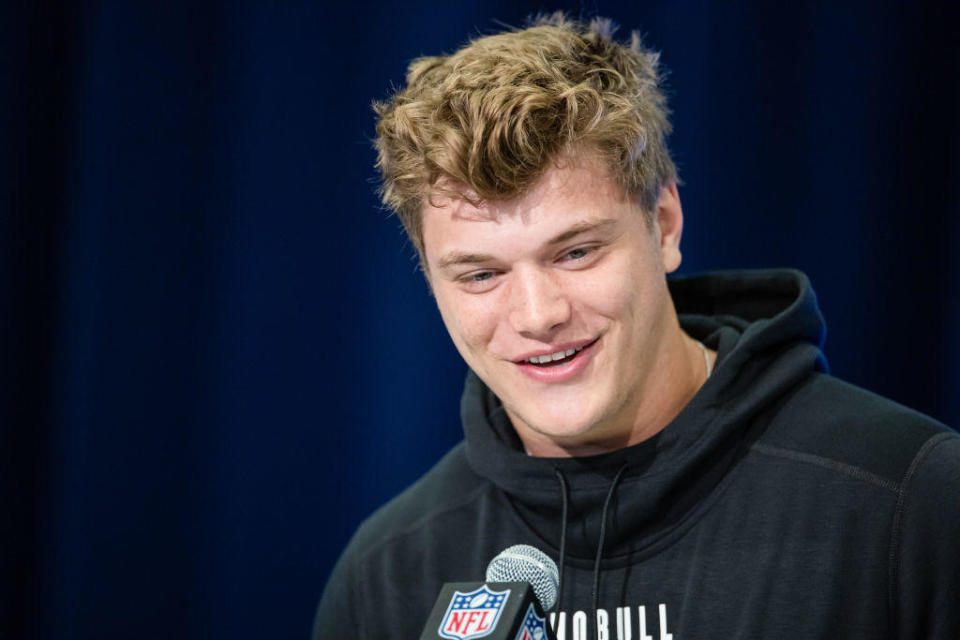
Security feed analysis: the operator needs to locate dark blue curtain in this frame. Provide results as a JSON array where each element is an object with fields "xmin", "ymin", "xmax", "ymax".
[{"xmin": 3, "ymin": 1, "xmax": 957, "ymax": 638}]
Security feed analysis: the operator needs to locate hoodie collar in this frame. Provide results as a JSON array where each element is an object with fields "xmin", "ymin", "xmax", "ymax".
[{"xmin": 462, "ymin": 269, "xmax": 827, "ymax": 561}]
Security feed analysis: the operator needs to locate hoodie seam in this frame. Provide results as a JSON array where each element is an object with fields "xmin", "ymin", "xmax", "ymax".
[
  {"xmin": 886, "ymin": 431, "xmax": 953, "ymax": 638},
  {"xmin": 749, "ymin": 443, "xmax": 899, "ymax": 492},
  {"xmin": 354, "ymin": 482, "xmax": 492, "ymax": 567}
]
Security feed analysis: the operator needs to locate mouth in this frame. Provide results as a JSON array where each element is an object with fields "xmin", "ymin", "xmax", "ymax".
[
  {"xmin": 524, "ymin": 346, "xmax": 584, "ymax": 367},
  {"xmin": 514, "ymin": 338, "xmax": 599, "ymax": 369}
]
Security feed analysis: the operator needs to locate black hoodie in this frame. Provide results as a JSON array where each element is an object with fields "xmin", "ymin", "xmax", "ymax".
[{"xmin": 314, "ymin": 269, "xmax": 959, "ymax": 639}]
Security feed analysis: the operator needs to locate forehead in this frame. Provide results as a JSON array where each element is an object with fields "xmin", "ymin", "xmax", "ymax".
[{"xmin": 422, "ymin": 157, "xmax": 635, "ymax": 258}]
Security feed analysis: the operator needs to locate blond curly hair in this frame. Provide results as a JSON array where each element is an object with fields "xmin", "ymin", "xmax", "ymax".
[{"xmin": 373, "ymin": 13, "xmax": 677, "ymax": 260}]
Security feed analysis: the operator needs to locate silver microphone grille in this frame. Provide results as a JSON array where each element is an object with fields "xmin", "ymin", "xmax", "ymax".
[{"xmin": 485, "ymin": 544, "xmax": 559, "ymax": 611}]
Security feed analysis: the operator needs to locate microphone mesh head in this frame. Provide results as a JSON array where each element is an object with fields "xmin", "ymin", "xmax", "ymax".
[{"xmin": 485, "ymin": 544, "xmax": 559, "ymax": 611}]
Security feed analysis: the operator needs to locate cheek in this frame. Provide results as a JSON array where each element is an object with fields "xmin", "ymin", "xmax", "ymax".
[
  {"xmin": 584, "ymin": 280, "xmax": 635, "ymax": 318},
  {"xmin": 435, "ymin": 288, "xmax": 500, "ymax": 352},
  {"xmin": 566, "ymin": 261, "xmax": 640, "ymax": 321}
]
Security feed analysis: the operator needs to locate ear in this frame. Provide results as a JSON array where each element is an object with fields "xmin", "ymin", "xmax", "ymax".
[{"xmin": 655, "ymin": 181, "xmax": 683, "ymax": 273}]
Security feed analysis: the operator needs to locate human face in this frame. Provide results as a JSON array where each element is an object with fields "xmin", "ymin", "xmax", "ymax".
[{"xmin": 422, "ymin": 157, "xmax": 684, "ymax": 453}]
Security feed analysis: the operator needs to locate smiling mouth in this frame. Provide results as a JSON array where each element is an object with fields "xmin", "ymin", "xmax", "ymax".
[
  {"xmin": 520, "ymin": 339, "xmax": 598, "ymax": 367},
  {"xmin": 526, "ymin": 347, "xmax": 582, "ymax": 367}
]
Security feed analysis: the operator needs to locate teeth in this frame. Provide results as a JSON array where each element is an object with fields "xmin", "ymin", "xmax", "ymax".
[{"xmin": 527, "ymin": 347, "xmax": 582, "ymax": 364}]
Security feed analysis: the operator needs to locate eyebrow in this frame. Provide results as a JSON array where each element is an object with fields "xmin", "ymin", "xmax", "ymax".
[
  {"xmin": 434, "ymin": 218, "xmax": 618, "ymax": 270},
  {"xmin": 545, "ymin": 218, "xmax": 617, "ymax": 246},
  {"xmin": 435, "ymin": 251, "xmax": 498, "ymax": 270}
]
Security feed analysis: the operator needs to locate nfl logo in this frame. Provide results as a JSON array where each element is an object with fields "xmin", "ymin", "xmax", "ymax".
[
  {"xmin": 438, "ymin": 585, "xmax": 511, "ymax": 640},
  {"xmin": 514, "ymin": 603, "xmax": 548, "ymax": 640}
]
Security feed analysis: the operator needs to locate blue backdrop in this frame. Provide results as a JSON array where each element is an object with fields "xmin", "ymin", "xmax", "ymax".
[{"xmin": 3, "ymin": 1, "xmax": 957, "ymax": 638}]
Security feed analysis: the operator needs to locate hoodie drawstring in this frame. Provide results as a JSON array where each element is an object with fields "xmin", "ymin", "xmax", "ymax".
[
  {"xmin": 553, "ymin": 463, "xmax": 630, "ymax": 619},
  {"xmin": 593, "ymin": 463, "xmax": 629, "ymax": 614},
  {"xmin": 552, "ymin": 467, "xmax": 569, "ymax": 613}
]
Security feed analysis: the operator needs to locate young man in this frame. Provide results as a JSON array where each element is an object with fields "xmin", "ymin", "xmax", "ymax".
[{"xmin": 315, "ymin": 15, "xmax": 959, "ymax": 639}]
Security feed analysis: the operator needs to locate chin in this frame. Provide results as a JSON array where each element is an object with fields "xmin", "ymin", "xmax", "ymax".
[{"xmin": 522, "ymin": 406, "xmax": 606, "ymax": 441}]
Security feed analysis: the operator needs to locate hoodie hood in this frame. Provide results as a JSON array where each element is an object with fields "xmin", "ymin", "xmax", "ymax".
[{"xmin": 461, "ymin": 269, "xmax": 828, "ymax": 563}]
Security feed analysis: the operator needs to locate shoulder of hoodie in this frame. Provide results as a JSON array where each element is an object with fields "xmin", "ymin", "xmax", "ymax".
[
  {"xmin": 339, "ymin": 441, "xmax": 489, "ymax": 563},
  {"xmin": 752, "ymin": 371, "xmax": 959, "ymax": 490}
]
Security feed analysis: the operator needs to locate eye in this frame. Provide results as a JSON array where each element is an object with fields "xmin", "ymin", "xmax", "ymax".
[
  {"xmin": 456, "ymin": 269, "xmax": 500, "ymax": 292},
  {"xmin": 564, "ymin": 247, "xmax": 591, "ymax": 261},
  {"xmin": 556, "ymin": 243, "xmax": 605, "ymax": 269}
]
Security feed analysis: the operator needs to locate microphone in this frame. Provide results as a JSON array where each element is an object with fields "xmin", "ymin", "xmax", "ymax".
[{"xmin": 419, "ymin": 544, "xmax": 559, "ymax": 640}]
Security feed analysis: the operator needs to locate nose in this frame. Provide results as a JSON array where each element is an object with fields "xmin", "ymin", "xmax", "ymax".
[{"xmin": 508, "ymin": 265, "xmax": 571, "ymax": 338}]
